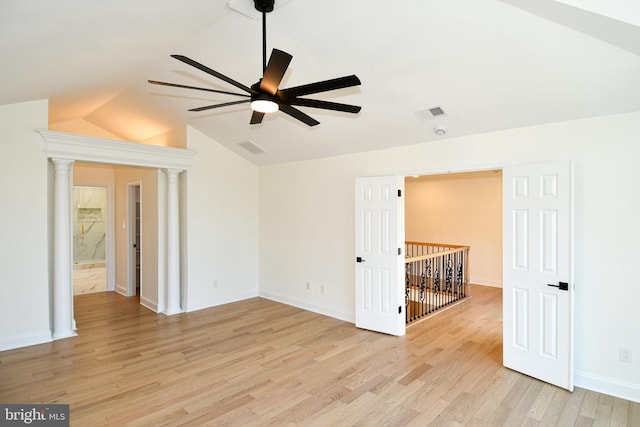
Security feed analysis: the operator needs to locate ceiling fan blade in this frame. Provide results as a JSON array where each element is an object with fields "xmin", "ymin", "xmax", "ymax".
[
  {"xmin": 279, "ymin": 104, "xmax": 320, "ymax": 127},
  {"xmin": 250, "ymin": 111, "xmax": 265, "ymax": 125},
  {"xmin": 148, "ymin": 80, "xmax": 250, "ymax": 98},
  {"xmin": 260, "ymin": 49, "xmax": 293, "ymax": 96},
  {"xmin": 171, "ymin": 55, "xmax": 254, "ymax": 94},
  {"xmin": 286, "ymin": 98, "xmax": 361, "ymax": 114},
  {"xmin": 188, "ymin": 99, "xmax": 251, "ymax": 112},
  {"xmin": 279, "ymin": 75, "xmax": 361, "ymax": 99}
]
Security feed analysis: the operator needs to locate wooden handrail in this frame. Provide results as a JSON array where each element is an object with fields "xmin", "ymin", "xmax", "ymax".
[
  {"xmin": 404, "ymin": 246, "xmax": 469, "ymax": 263},
  {"xmin": 405, "ymin": 241, "xmax": 469, "ymax": 249}
]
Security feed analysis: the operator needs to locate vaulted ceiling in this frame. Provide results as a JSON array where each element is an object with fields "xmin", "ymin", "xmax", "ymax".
[{"xmin": 2, "ymin": 0, "xmax": 639, "ymax": 165}]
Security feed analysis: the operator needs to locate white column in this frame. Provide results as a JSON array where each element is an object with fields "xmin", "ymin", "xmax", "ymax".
[
  {"xmin": 52, "ymin": 158, "xmax": 76, "ymax": 338},
  {"xmin": 165, "ymin": 168, "xmax": 183, "ymax": 315}
]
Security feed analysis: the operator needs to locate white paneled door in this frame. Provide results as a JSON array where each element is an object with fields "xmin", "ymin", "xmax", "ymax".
[
  {"xmin": 355, "ymin": 176, "xmax": 405, "ymax": 336},
  {"xmin": 503, "ymin": 161, "xmax": 574, "ymax": 391}
]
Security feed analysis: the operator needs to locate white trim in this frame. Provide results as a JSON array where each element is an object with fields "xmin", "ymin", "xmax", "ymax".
[
  {"xmin": 38, "ymin": 130, "xmax": 194, "ymax": 169},
  {"xmin": 399, "ymin": 162, "xmax": 510, "ymax": 178},
  {"xmin": 0, "ymin": 331, "xmax": 52, "ymax": 352},
  {"xmin": 259, "ymin": 290, "xmax": 354, "ymax": 324},
  {"xmin": 575, "ymin": 370, "xmax": 640, "ymax": 403},
  {"xmin": 140, "ymin": 296, "xmax": 158, "ymax": 312},
  {"xmin": 186, "ymin": 291, "xmax": 259, "ymax": 313}
]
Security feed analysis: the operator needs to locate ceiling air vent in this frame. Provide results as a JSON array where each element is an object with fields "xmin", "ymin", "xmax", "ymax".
[
  {"xmin": 238, "ymin": 140, "xmax": 268, "ymax": 154},
  {"xmin": 416, "ymin": 105, "xmax": 447, "ymax": 120}
]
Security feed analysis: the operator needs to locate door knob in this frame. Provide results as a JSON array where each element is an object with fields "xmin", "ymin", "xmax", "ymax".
[{"xmin": 547, "ymin": 281, "xmax": 568, "ymax": 291}]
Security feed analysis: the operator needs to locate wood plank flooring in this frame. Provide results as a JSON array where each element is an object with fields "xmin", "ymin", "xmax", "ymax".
[{"xmin": 1, "ymin": 285, "xmax": 638, "ymax": 426}]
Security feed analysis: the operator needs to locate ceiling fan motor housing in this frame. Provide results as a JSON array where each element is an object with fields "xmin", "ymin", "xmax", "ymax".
[{"xmin": 254, "ymin": 0, "xmax": 275, "ymax": 13}]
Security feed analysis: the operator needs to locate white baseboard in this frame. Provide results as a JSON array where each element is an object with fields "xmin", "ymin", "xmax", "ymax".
[
  {"xmin": 575, "ymin": 370, "xmax": 640, "ymax": 403},
  {"xmin": 186, "ymin": 291, "xmax": 259, "ymax": 313},
  {"xmin": 140, "ymin": 296, "xmax": 158, "ymax": 312},
  {"xmin": 0, "ymin": 331, "xmax": 52, "ymax": 352},
  {"xmin": 259, "ymin": 290, "xmax": 354, "ymax": 324},
  {"xmin": 470, "ymin": 278, "xmax": 502, "ymax": 288}
]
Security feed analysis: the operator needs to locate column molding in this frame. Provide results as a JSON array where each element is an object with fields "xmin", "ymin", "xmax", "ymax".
[
  {"xmin": 52, "ymin": 158, "xmax": 77, "ymax": 339},
  {"xmin": 164, "ymin": 168, "xmax": 184, "ymax": 315}
]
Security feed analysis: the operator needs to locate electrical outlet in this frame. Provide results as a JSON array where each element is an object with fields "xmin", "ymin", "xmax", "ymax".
[
  {"xmin": 320, "ymin": 285, "xmax": 325, "ymax": 295},
  {"xmin": 213, "ymin": 280, "xmax": 218, "ymax": 288},
  {"xmin": 620, "ymin": 347, "xmax": 632, "ymax": 363},
  {"xmin": 306, "ymin": 282, "xmax": 310, "ymax": 290}
]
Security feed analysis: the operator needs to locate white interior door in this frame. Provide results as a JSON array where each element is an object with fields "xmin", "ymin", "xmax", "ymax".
[
  {"xmin": 503, "ymin": 161, "xmax": 574, "ymax": 391},
  {"xmin": 355, "ymin": 176, "xmax": 405, "ymax": 336}
]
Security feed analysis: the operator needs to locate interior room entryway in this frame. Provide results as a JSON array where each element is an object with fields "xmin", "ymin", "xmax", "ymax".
[
  {"xmin": 72, "ymin": 185, "xmax": 108, "ymax": 295},
  {"xmin": 42, "ymin": 129, "xmax": 192, "ymax": 340},
  {"xmin": 355, "ymin": 161, "xmax": 574, "ymax": 392}
]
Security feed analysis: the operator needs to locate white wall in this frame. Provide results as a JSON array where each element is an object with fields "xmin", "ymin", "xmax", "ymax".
[
  {"xmin": 259, "ymin": 111, "xmax": 640, "ymax": 402},
  {"xmin": 405, "ymin": 171, "xmax": 503, "ymax": 287},
  {"xmin": 260, "ymin": 160, "xmax": 358, "ymax": 321},
  {"xmin": 0, "ymin": 100, "xmax": 51, "ymax": 350},
  {"xmin": 184, "ymin": 126, "xmax": 259, "ymax": 311}
]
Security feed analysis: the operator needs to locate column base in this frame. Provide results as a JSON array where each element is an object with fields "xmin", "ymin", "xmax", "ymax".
[{"xmin": 163, "ymin": 308, "xmax": 183, "ymax": 316}]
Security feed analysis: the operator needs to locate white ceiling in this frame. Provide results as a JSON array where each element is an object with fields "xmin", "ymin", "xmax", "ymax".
[{"xmin": 2, "ymin": 0, "xmax": 639, "ymax": 165}]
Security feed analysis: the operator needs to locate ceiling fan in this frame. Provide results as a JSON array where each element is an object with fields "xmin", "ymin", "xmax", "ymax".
[{"xmin": 148, "ymin": 0, "xmax": 362, "ymax": 127}]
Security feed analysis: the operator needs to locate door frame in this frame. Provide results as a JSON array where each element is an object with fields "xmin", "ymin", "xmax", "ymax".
[
  {"xmin": 357, "ymin": 164, "xmax": 505, "ymax": 334},
  {"xmin": 127, "ymin": 182, "xmax": 142, "ymax": 297},
  {"xmin": 399, "ymin": 161, "xmax": 574, "ymax": 390}
]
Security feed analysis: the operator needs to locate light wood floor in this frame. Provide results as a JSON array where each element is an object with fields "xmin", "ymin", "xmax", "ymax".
[{"xmin": 1, "ymin": 285, "xmax": 638, "ymax": 426}]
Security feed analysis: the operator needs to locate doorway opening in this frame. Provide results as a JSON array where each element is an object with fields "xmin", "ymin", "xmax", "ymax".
[
  {"xmin": 71, "ymin": 162, "xmax": 159, "ymax": 315},
  {"xmin": 128, "ymin": 183, "xmax": 141, "ymax": 297},
  {"xmin": 403, "ymin": 170, "xmax": 503, "ymax": 322},
  {"xmin": 355, "ymin": 170, "xmax": 504, "ymax": 336},
  {"xmin": 402, "ymin": 162, "xmax": 574, "ymax": 391},
  {"xmin": 404, "ymin": 171, "xmax": 504, "ymax": 286},
  {"xmin": 72, "ymin": 185, "xmax": 108, "ymax": 295}
]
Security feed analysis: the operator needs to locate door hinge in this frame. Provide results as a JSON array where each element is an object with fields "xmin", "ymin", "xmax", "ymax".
[
  {"xmin": 398, "ymin": 247, "xmax": 402, "ymax": 256},
  {"xmin": 398, "ymin": 305, "xmax": 402, "ymax": 314},
  {"xmin": 397, "ymin": 189, "xmax": 402, "ymax": 197}
]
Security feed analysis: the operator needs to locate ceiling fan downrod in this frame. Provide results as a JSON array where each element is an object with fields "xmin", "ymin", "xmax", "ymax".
[{"xmin": 254, "ymin": 0, "xmax": 275, "ymax": 73}]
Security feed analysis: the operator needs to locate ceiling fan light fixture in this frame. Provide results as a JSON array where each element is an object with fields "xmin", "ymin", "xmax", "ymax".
[{"xmin": 251, "ymin": 99, "xmax": 279, "ymax": 113}]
